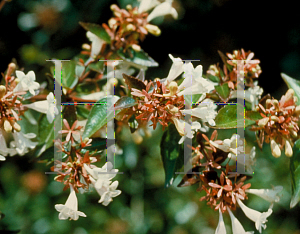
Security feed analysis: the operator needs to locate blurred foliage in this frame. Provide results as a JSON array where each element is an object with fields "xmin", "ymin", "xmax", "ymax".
[{"xmin": 1, "ymin": 0, "xmax": 300, "ymax": 233}]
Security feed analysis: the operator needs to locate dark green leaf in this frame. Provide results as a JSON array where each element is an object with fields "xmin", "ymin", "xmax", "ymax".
[
  {"xmin": 87, "ymin": 60, "xmax": 104, "ymax": 73},
  {"xmin": 76, "ymin": 105, "xmax": 90, "ymax": 119},
  {"xmin": 281, "ymin": 73, "xmax": 300, "ymax": 105},
  {"xmin": 118, "ymin": 48, "xmax": 158, "ymax": 67},
  {"xmin": 62, "ymin": 60, "xmax": 78, "ymax": 89},
  {"xmin": 245, "ymin": 111, "xmax": 263, "ymax": 121},
  {"xmin": 35, "ymin": 115, "xmax": 54, "ymax": 157},
  {"xmin": 123, "ymin": 73, "xmax": 146, "ymax": 91},
  {"xmin": 215, "ymin": 83, "xmax": 231, "ymax": 102},
  {"xmin": 290, "ymin": 139, "xmax": 300, "ymax": 208},
  {"xmin": 79, "ymin": 22, "xmax": 111, "ymax": 43},
  {"xmin": 113, "ymin": 96, "xmax": 137, "ymax": 110},
  {"xmin": 62, "ymin": 105, "xmax": 77, "ymax": 127},
  {"xmin": 82, "ymin": 95, "xmax": 120, "ymax": 139},
  {"xmin": 206, "ymin": 73, "xmax": 220, "ymax": 83},
  {"xmin": 84, "ymin": 138, "xmax": 107, "ymax": 151},
  {"xmin": 213, "ymin": 104, "xmax": 255, "ymax": 129},
  {"xmin": 160, "ymin": 124, "xmax": 183, "ymax": 188}
]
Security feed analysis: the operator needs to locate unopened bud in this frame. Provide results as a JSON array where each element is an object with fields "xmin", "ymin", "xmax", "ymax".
[
  {"xmin": 270, "ymin": 139, "xmax": 281, "ymax": 158},
  {"xmin": 67, "ymin": 162, "xmax": 73, "ymax": 167},
  {"xmin": 83, "ymin": 137, "xmax": 90, "ymax": 144},
  {"xmin": 131, "ymin": 44, "xmax": 141, "ymax": 52},
  {"xmin": 296, "ymin": 105, "xmax": 300, "ymax": 115},
  {"xmin": 168, "ymin": 81, "xmax": 178, "ymax": 96},
  {"xmin": 271, "ymin": 116, "xmax": 279, "ymax": 122},
  {"xmin": 167, "ymin": 104, "xmax": 179, "ymax": 114},
  {"xmin": 108, "ymin": 18, "xmax": 117, "ymax": 28},
  {"xmin": 7, "ymin": 63, "xmax": 16, "ymax": 77},
  {"xmin": 13, "ymin": 122, "xmax": 21, "ymax": 132},
  {"xmin": 291, "ymin": 130, "xmax": 298, "ymax": 138},
  {"xmin": 126, "ymin": 4, "xmax": 132, "ymax": 10},
  {"xmin": 0, "ymin": 85, "xmax": 6, "ymax": 98},
  {"xmin": 4, "ymin": 119, "xmax": 12, "ymax": 133},
  {"xmin": 145, "ymin": 24, "xmax": 161, "ymax": 36},
  {"xmin": 154, "ymin": 78, "xmax": 160, "ymax": 82},
  {"xmin": 266, "ymin": 99, "xmax": 272, "ymax": 108},
  {"xmin": 272, "ymin": 99, "xmax": 279, "ymax": 109},
  {"xmin": 110, "ymin": 4, "xmax": 119, "ymax": 11},
  {"xmin": 14, "ymin": 78, "xmax": 20, "ymax": 84},
  {"xmin": 285, "ymin": 140, "xmax": 293, "ymax": 157},
  {"xmin": 82, "ymin": 43, "xmax": 91, "ymax": 50},
  {"xmin": 126, "ymin": 24, "xmax": 136, "ymax": 31},
  {"xmin": 258, "ymin": 117, "xmax": 269, "ymax": 127}
]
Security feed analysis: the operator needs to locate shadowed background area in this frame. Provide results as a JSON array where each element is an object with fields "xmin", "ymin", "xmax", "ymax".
[{"xmin": 1, "ymin": 0, "xmax": 300, "ymax": 233}]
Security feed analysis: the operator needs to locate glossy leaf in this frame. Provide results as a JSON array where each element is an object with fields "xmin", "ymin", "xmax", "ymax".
[
  {"xmin": 123, "ymin": 73, "xmax": 146, "ymax": 91},
  {"xmin": 290, "ymin": 139, "xmax": 300, "ymax": 208},
  {"xmin": 245, "ymin": 110, "xmax": 263, "ymax": 121},
  {"xmin": 35, "ymin": 115, "xmax": 54, "ymax": 157},
  {"xmin": 213, "ymin": 104, "xmax": 255, "ymax": 129},
  {"xmin": 82, "ymin": 95, "xmax": 120, "ymax": 139},
  {"xmin": 118, "ymin": 48, "xmax": 158, "ymax": 67},
  {"xmin": 113, "ymin": 96, "xmax": 137, "ymax": 110},
  {"xmin": 62, "ymin": 60, "xmax": 78, "ymax": 89},
  {"xmin": 79, "ymin": 22, "xmax": 111, "ymax": 43},
  {"xmin": 281, "ymin": 73, "xmax": 300, "ymax": 105},
  {"xmin": 215, "ymin": 83, "xmax": 231, "ymax": 102},
  {"xmin": 160, "ymin": 124, "xmax": 183, "ymax": 188}
]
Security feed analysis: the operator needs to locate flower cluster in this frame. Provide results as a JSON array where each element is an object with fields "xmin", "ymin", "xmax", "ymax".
[
  {"xmin": 252, "ymin": 89, "xmax": 300, "ymax": 157},
  {"xmin": 52, "ymin": 119, "xmax": 121, "ymax": 220}
]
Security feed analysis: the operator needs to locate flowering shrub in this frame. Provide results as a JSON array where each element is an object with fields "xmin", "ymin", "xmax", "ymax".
[{"xmin": 1, "ymin": 0, "xmax": 300, "ymax": 233}]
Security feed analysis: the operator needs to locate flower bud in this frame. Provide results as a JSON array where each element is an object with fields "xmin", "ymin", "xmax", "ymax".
[
  {"xmin": 7, "ymin": 63, "xmax": 16, "ymax": 77},
  {"xmin": 295, "ymin": 105, "xmax": 300, "ymax": 115},
  {"xmin": 4, "ymin": 119, "xmax": 12, "ymax": 133},
  {"xmin": 168, "ymin": 81, "xmax": 178, "ymax": 95},
  {"xmin": 126, "ymin": 24, "xmax": 135, "ymax": 31},
  {"xmin": 167, "ymin": 104, "xmax": 179, "ymax": 114},
  {"xmin": 145, "ymin": 24, "xmax": 161, "ymax": 36},
  {"xmin": 108, "ymin": 18, "xmax": 117, "ymax": 28},
  {"xmin": 258, "ymin": 117, "xmax": 269, "ymax": 127},
  {"xmin": 270, "ymin": 139, "xmax": 281, "ymax": 158},
  {"xmin": 83, "ymin": 137, "xmax": 90, "ymax": 144},
  {"xmin": 291, "ymin": 130, "xmax": 298, "ymax": 138},
  {"xmin": 13, "ymin": 122, "xmax": 21, "ymax": 132},
  {"xmin": 131, "ymin": 44, "xmax": 141, "ymax": 52},
  {"xmin": 126, "ymin": 4, "xmax": 132, "ymax": 10},
  {"xmin": 82, "ymin": 43, "xmax": 91, "ymax": 50},
  {"xmin": 0, "ymin": 85, "xmax": 6, "ymax": 98},
  {"xmin": 272, "ymin": 99, "xmax": 279, "ymax": 110},
  {"xmin": 266, "ymin": 99, "xmax": 272, "ymax": 108},
  {"xmin": 271, "ymin": 116, "xmax": 279, "ymax": 122},
  {"xmin": 285, "ymin": 140, "xmax": 293, "ymax": 157}
]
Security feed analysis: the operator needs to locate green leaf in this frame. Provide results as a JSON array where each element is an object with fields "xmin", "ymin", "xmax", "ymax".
[
  {"xmin": 35, "ymin": 115, "xmax": 54, "ymax": 157},
  {"xmin": 290, "ymin": 139, "xmax": 300, "ymax": 208},
  {"xmin": 87, "ymin": 60, "xmax": 104, "ymax": 73},
  {"xmin": 62, "ymin": 105, "xmax": 77, "ymax": 127},
  {"xmin": 206, "ymin": 73, "xmax": 220, "ymax": 83},
  {"xmin": 245, "ymin": 111, "xmax": 263, "ymax": 121},
  {"xmin": 79, "ymin": 22, "xmax": 111, "ymax": 43},
  {"xmin": 82, "ymin": 95, "xmax": 120, "ymax": 139},
  {"xmin": 113, "ymin": 96, "xmax": 137, "ymax": 110},
  {"xmin": 281, "ymin": 73, "xmax": 300, "ymax": 105},
  {"xmin": 160, "ymin": 124, "xmax": 183, "ymax": 188},
  {"xmin": 62, "ymin": 60, "xmax": 78, "ymax": 89},
  {"xmin": 213, "ymin": 104, "xmax": 255, "ymax": 129},
  {"xmin": 76, "ymin": 105, "xmax": 90, "ymax": 119},
  {"xmin": 215, "ymin": 83, "xmax": 231, "ymax": 102},
  {"xmin": 117, "ymin": 48, "xmax": 158, "ymax": 67},
  {"xmin": 84, "ymin": 138, "xmax": 107, "ymax": 151}
]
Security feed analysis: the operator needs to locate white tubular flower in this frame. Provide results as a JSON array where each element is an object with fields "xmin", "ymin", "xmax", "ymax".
[
  {"xmin": 215, "ymin": 208, "xmax": 226, "ymax": 234},
  {"xmin": 210, "ymin": 134, "xmax": 243, "ymax": 158},
  {"xmin": 84, "ymin": 162, "xmax": 118, "ymax": 181},
  {"xmin": 55, "ymin": 186, "xmax": 86, "ymax": 220},
  {"xmin": 0, "ymin": 155, "xmax": 5, "ymax": 161},
  {"xmin": 138, "ymin": 0, "xmax": 160, "ymax": 13},
  {"xmin": 99, "ymin": 181, "xmax": 122, "ymax": 206},
  {"xmin": 246, "ymin": 186, "xmax": 283, "ymax": 203},
  {"xmin": 178, "ymin": 121, "xmax": 201, "ymax": 144},
  {"xmin": 177, "ymin": 63, "xmax": 216, "ymax": 99},
  {"xmin": 227, "ymin": 207, "xmax": 254, "ymax": 234},
  {"xmin": 181, "ymin": 100, "xmax": 217, "ymax": 126},
  {"xmin": 245, "ymin": 146, "xmax": 256, "ymax": 173},
  {"xmin": 236, "ymin": 197, "xmax": 272, "ymax": 233},
  {"xmin": 285, "ymin": 140, "xmax": 293, "ymax": 157},
  {"xmin": 85, "ymin": 31, "xmax": 105, "ymax": 64},
  {"xmin": 24, "ymin": 92, "xmax": 58, "ymax": 123},
  {"xmin": 164, "ymin": 54, "xmax": 184, "ymax": 84},
  {"xmin": 10, "ymin": 132, "xmax": 38, "ymax": 156},
  {"xmin": 0, "ymin": 129, "xmax": 17, "ymax": 157},
  {"xmin": 13, "ymin": 70, "xmax": 40, "ymax": 95},
  {"xmin": 147, "ymin": 0, "xmax": 178, "ymax": 22}
]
